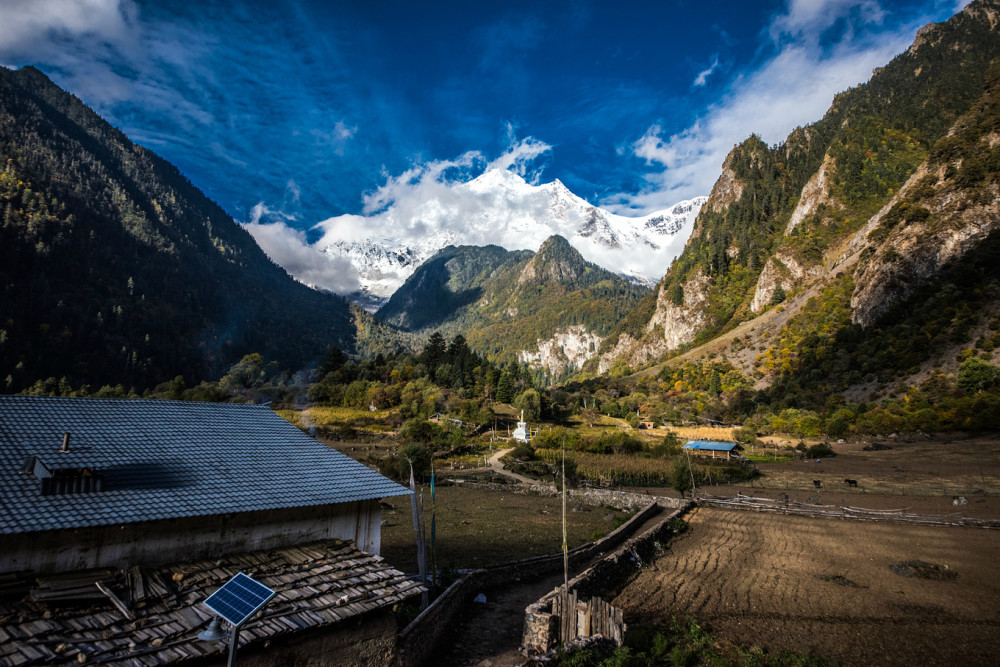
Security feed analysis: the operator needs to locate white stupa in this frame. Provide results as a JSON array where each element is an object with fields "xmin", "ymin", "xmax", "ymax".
[{"xmin": 512, "ymin": 410, "xmax": 530, "ymax": 443}]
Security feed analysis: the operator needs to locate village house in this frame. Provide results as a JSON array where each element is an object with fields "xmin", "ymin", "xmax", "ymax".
[
  {"xmin": 0, "ymin": 396, "xmax": 422, "ymax": 665},
  {"xmin": 682, "ymin": 440, "xmax": 744, "ymax": 460}
]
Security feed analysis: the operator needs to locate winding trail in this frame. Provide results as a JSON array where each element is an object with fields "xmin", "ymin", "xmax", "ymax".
[{"xmin": 485, "ymin": 447, "xmax": 548, "ymax": 486}]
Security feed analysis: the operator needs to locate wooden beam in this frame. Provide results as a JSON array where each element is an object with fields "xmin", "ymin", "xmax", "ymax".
[{"xmin": 95, "ymin": 581, "xmax": 134, "ymax": 621}]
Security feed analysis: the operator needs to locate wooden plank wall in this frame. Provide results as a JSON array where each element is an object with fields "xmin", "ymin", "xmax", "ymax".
[{"xmin": 555, "ymin": 589, "xmax": 624, "ymax": 645}]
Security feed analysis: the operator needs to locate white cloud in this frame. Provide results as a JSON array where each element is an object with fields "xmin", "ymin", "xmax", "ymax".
[
  {"xmin": 770, "ymin": 0, "xmax": 884, "ymax": 42},
  {"xmin": 0, "ymin": 0, "xmax": 136, "ymax": 54},
  {"xmin": 237, "ymin": 134, "xmax": 555, "ymax": 296},
  {"xmin": 243, "ymin": 219, "xmax": 361, "ymax": 294},
  {"xmin": 693, "ymin": 55, "xmax": 719, "ymax": 87},
  {"xmin": 358, "ymin": 133, "xmax": 551, "ymax": 218},
  {"xmin": 606, "ymin": 0, "xmax": 932, "ymax": 213}
]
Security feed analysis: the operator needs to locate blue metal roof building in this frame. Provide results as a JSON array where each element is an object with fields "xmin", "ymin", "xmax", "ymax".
[
  {"xmin": 683, "ymin": 440, "xmax": 744, "ymax": 459},
  {"xmin": 0, "ymin": 396, "xmax": 411, "ymax": 574}
]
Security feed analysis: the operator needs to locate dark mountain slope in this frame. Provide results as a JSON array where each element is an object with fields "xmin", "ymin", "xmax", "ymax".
[
  {"xmin": 0, "ymin": 66, "xmax": 354, "ymax": 391},
  {"xmin": 377, "ymin": 244, "xmax": 530, "ymax": 331}
]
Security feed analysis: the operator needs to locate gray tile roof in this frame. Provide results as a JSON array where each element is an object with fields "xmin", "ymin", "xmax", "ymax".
[{"xmin": 0, "ymin": 396, "xmax": 410, "ymax": 534}]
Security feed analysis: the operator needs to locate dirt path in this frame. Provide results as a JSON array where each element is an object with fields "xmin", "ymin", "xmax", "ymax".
[{"xmin": 486, "ymin": 447, "xmax": 548, "ymax": 486}]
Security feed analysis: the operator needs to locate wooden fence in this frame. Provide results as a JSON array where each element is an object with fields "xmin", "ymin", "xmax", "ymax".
[
  {"xmin": 553, "ymin": 588, "xmax": 624, "ymax": 646},
  {"xmin": 698, "ymin": 493, "xmax": 1000, "ymax": 529}
]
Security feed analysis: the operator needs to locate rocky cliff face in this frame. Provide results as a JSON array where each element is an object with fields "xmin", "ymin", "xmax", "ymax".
[
  {"xmin": 519, "ymin": 325, "xmax": 604, "ymax": 374},
  {"xmin": 785, "ymin": 154, "xmax": 839, "ymax": 234},
  {"xmin": 597, "ymin": 269, "xmax": 712, "ymax": 372},
  {"xmin": 704, "ymin": 152, "xmax": 745, "ymax": 216},
  {"xmin": 850, "ymin": 80, "xmax": 1000, "ymax": 326},
  {"xmin": 749, "ymin": 251, "xmax": 826, "ymax": 313},
  {"xmin": 594, "ymin": 1, "xmax": 1000, "ymax": 378}
]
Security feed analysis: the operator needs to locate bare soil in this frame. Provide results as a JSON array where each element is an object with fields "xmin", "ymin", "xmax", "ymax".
[
  {"xmin": 699, "ymin": 433, "xmax": 1000, "ymax": 517},
  {"xmin": 613, "ymin": 507, "xmax": 1000, "ymax": 666}
]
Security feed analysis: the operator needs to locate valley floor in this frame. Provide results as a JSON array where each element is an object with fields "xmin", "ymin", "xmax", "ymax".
[{"xmin": 614, "ymin": 506, "xmax": 1000, "ymax": 666}]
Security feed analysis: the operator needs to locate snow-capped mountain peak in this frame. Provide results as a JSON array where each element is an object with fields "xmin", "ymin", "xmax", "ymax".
[{"xmin": 316, "ymin": 168, "xmax": 706, "ymax": 307}]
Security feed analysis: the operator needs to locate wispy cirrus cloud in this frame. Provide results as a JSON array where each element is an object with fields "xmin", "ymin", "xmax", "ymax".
[
  {"xmin": 693, "ymin": 55, "xmax": 720, "ymax": 87},
  {"xmin": 0, "ymin": 0, "xmax": 137, "ymax": 56},
  {"xmin": 605, "ymin": 0, "xmax": 943, "ymax": 214},
  {"xmin": 769, "ymin": 0, "xmax": 885, "ymax": 42},
  {"xmin": 0, "ymin": 0, "xmax": 369, "ymax": 223}
]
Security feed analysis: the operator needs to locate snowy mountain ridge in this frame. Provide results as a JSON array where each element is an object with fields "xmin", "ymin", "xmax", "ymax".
[{"xmin": 315, "ymin": 168, "xmax": 706, "ymax": 307}]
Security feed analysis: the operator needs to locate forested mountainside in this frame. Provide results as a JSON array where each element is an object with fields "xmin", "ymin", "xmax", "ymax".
[
  {"xmin": 0, "ymin": 66, "xmax": 355, "ymax": 392},
  {"xmin": 599, "ymin": 0, "xmax": 1000, "ymax": 392},
  {"xmin": 378, "ymin": 235, "xmax": 649, "ymax": 380}
]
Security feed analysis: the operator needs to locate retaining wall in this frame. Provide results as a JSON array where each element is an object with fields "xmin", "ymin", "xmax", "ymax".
[
  {"xmin": 522, "ymin": 503, "xmax": 693, "ymax": 656},
  {"xmin": 395, "ymin": 498, "xmax": 669, "ymax": 666},
  {"xmin": 448, "ymin": 479, "xmax": 686, "ymax": 511}
]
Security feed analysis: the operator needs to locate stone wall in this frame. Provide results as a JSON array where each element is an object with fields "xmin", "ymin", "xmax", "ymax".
[
  {"xmin": 395, "ymin": 499, "xmax": 667, "ymax": 667},
  {"xmin": 522, "ymin": 503, "xmax": 693, "ymax": 656},
  {"xmin": 240, "ymin": 607, "xmax": 398, "ymax": 667},
  {"xmin": 449, "ymin": 479, "xmax": 686, "ymax": 511}
]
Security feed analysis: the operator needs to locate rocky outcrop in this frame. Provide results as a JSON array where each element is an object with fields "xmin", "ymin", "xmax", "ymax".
[
  {"xmin": 750, "ymin": 252, "xmax": 826, "ymax": 313},
  {"xmin": 597, "ymin": 270, "xmax": 712, "ymax": 372},
  {"xmin": 519, "ymin": 325, "xmax": 603, "ymax": 374},
  {"xmin": 785, "ymin": 154, "xmax": 838, "ymax": 234},
  {"xmin": 851, "ymin": 181, "xmax": 1000, "ymax": 326},
  {"xmin": 646, "ymin": 270, "xmax": 712, "ymax": 347},
  {"xmin": 704, "ymin": 151, "xmax": 744, "ymax": 215}
]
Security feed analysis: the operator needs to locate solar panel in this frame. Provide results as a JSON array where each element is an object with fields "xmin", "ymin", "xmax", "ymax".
[{"xmin": 203, "ymin": 572, "xmax": 276, "ymax": 627}]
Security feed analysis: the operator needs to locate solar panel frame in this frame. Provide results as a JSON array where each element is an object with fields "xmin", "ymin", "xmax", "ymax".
[{"xmin": 203, "ymin": 572, "xmax": 276, "ymax": 627}]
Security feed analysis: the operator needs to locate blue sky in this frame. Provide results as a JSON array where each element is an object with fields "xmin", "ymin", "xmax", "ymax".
[{"xmin": 0, "ymin": 0, "xmax": 971, "ymax": 243}]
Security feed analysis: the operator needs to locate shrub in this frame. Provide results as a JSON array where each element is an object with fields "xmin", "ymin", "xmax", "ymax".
[
  {"xmin": 591, "ymin": 431, "xmax": 643, "ymax": 454},
  {"xmin": 532, "ymin": 427, "xmax": 581, "ymax": 450},
  {"xmin": 733, "ymin": 426, "xmax": 759, "ymax": 447},
  {"xmin": 399, "ymin": 418, "xmax": 443, "ymax": 444},
  {"xmin": 510, "ymin": 441, "xmax": 535, "ymax": 461},
  {"xmin": 805, "ymin": 442, "xmax": 835, "ymax": 458}
]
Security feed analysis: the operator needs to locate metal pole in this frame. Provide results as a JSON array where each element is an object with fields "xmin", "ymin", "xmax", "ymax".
[
  {"xmin": 227, "ymin": 627, "xmax": 239, "ymax": 667},
  {"xmin": 685, "ymin": 449, "xmax": 697, "ymax": 499},
  {"xmin": 562, "ymin": 435, "xmax": 568, "ymax": 591}
]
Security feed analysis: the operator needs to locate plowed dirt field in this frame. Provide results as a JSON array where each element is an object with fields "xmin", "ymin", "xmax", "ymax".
[{"xmin": 613, "ymin": 507, "xmax": 1000, "ymax": 666}]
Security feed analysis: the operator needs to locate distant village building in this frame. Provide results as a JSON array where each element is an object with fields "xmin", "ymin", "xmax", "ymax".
[
  {"xmin": 682, "ymin": 440, "xmax": 744, "ymax": 460},
  {"xmin": 0, "ymin": 396, "xmax": 421, "ymax": 665}
]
